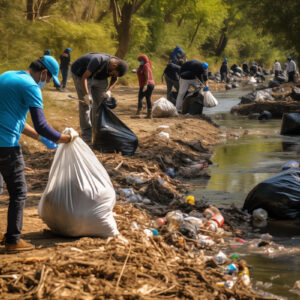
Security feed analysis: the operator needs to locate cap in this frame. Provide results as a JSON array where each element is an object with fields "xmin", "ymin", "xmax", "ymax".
[
  {"xmin": 66, "ymin": 48, "xmax": 72, "ymax": 52},
  {"xmin": 202, "ymin": 62, "xmax": 208, "ymax": 69},
  {"xmin": 287, "ymin": 56, "xmax": 291, "ymax": 60},
  {"xmin": 39, "ymin": 55, "xmax": 60, "ymax": 86},
  {"xmin": 224, "ymin": 57, "xmax": 228, "ymax": 62}
]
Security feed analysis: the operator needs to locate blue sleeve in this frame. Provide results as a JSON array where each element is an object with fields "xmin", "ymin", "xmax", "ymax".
[
  {"xmin": 23, "ymin": 84, "xmax": 43, "ymax": 108},
  {"xmin": 29, "ymin": 107, "xmax": 61, "ymax": 142}
]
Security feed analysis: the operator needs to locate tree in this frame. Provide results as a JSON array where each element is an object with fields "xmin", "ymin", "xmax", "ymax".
[
  {"xmin": 26, "ymin": 0, "xmax": 58, "ymax": 21},
  {"xmin": 110, "ymin": 0, "xmax": 146, "ymax": 58},
  {"xmin": 236, "ymin": 0, "xmax": 300, "ymax": 58}
]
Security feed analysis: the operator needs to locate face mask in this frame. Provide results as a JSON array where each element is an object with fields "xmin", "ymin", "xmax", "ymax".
[
  {"xmin": 38, "ymin": 72, "xmax": 47, "ymax": 89},
  {"xmin": 139, "ymin": 61, "xmax": 144, "ymax": 66}
]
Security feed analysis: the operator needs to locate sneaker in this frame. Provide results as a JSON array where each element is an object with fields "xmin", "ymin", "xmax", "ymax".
[{"xmin": 5, "ymin": 239, "xmax": 35, "ymax": 253}]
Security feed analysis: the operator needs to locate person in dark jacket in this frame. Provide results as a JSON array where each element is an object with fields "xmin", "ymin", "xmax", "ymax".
[
  {"xmin": 176, "ymin": 59, "xmax": 208, "ymax": 111},
  {"xmin": 163, "ymin": 61, "xmax": 182, "ymax": 100},
  {"xmin": 170, "ymin": 46, "xmax": 186, "ymax": 64},
  {"xmin": 44, "ymin": 49, "xmax": 51, "ymax": 55},
  {"xmin": 59, "ymin": 48, "xmax": 72, "ymax": 90},
  {"xmin": 220, "ymin": 58, "xmax": 228, "ymax": 83},
  {"xmin": 71, "ymin": 53, "xmax": 128, "ymax": 143}
]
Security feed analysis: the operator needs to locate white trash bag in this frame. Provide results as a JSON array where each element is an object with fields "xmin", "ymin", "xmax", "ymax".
[
  {"xmin": 203, "ymin": 91, "xmax": 218, "ymax": 107},
  {"xmin": 152, "ymin": 97, "xmax": 178, "ymax": 118},
  {"xmin": 38, "ymin": 130, "xmax": 119, "ymax": 238}
]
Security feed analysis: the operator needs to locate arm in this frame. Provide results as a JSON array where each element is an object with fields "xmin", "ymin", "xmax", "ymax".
[
  {"xmin": 23, "ymin": 123, "xmax": 71, "ymax": 144},
  {"xmin": 81, "ymin": 70, "xmax": 92, "ymax": 96},
  {"xmin": 22, "ymin": 123, "xmax": 39, "ymax": 140},
  {"xmin": 29, "ymin": 107, "xmax": 71, "ymax": 143},
  {"xmin": 108, "ymin": 77, "xmax": 118, "ymax": 91}
]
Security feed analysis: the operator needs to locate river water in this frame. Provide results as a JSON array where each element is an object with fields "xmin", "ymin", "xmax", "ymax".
[{"xmin": 191, "ymin": 87, "xmax": 300, "ymax": 299}]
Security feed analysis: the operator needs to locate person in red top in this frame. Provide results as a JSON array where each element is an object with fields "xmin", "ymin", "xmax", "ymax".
[{"xmin": 137, "ymin": 54, "xmax": 155, "ymax": 118}]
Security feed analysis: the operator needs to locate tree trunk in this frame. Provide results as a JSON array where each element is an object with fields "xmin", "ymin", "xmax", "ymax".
[
  {"xmin": 115, "ymin": 2, "xmax": 133, "ymax": 59},
  {"xmin": 215, "ymin": 30, "xmax": 228, "ymax": 57},
  {"xmin": 26, "ymin": 0, "xmax": 35, "ymax": 21},
  {"xmin": 38, "ymin": 0, "xmax": 58, "ymax": 18},
  {"xmin": 190, "ymin": 20, "xmax": 201, "ymax": 46}
]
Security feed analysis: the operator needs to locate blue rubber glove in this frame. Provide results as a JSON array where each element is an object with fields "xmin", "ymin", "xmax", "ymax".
[
  {"xmin": 203, "ymin": 86, "xmax": 210, "ymax": 92},
  {"xmin": 39, "ymin": 136, "xmax": 58, "ymax": 149}
]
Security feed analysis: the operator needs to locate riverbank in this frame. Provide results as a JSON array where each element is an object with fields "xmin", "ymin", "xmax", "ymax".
[
  {"xmin": 231, "ymin": 82, "xmax": 300, "ymax": 117},
  {"xmin": 0, "ymin": 82, "xmax": 283, "ymax": 299}
]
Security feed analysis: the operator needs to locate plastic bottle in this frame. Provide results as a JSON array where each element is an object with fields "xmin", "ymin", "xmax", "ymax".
[
  {"xmin": 210, "ymin": 213, "xmax": 224, "ymax": 228},
  {"xmin": 166, "ymin": 210, "xmax": 184, "ymax": 231},
  {"xmin": 213, "ymin": 251, "xmax": 228, "ymax": 264},
  {"xmin": 203, "ymin": 206, "xmax": 220, "ymax": 219},
  {"xmin": 184, "ymin": 216, "xmax": 203, "ymax": 229},
  {"xmin": 205, "ymin": 220, "xmax": 219, "ymax": 232},
  {"xmin": 238, "ymin": 260, "xmax": 251, "ymax": 286},
  {"xmin": 225, "ymin": 263, "xmax": 238, "ymax": 275},
  {"xmin": 153, "ymin": 217, "xmax": 166, "ymax": 228},
  {"xmin": 230, "ymin": 253, "xmax": 240, "ymax": 260},
  {"xmin": 185, "ymin": 195, "xmax": 195, "ymax": 205},
  {"xmin": 151, "ymin": 229, "xmax": 160, "ymax": 236},
  {"xmin": 166, "ymin": 168, "xmax": 175, "ymax": 178}
]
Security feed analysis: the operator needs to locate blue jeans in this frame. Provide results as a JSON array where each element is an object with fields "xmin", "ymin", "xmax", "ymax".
[{"xmin": 0, "ymin": 147, "xmax": 27, "ymax": 244}]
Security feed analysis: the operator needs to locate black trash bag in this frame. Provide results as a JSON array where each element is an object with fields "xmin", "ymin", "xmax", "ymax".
[
  {"xmin": 182, "ymin": 91, "xmax": 204, "ymax": 115},
  {"xmin": 280, "ymin": 113, "xmax": 300, "ymax": 135},
  {"xmin": 240, "ymin": 92, "xmax": 256, "ymax": 104},
  {"xmin": 268, "ymin": 80, "xmax": 280, "ymax": 88},
  {"xmin": 94, "ymin": 104, "xmax": 138, "ymax": 156},
  {"xmin": 258, "ymin": 110, "xmax": 272, "ymax": 120},
  {"xmin": 230, "ymin": 64, "xmax": 238, "ymax": 72},
  {"xmin": 291, "ymin": 87, "xmax": 300, "ymax": 101},
  {"xmin": 102, "ymin": 97, "xmax": 118, "ymax": 109},
  {"xmin": 276, "ymin": 74, "xmax": 287, "ymax": 83},
  {"xmin": 243, "ymin": 168, "xmax": 300, "ymax": 219}
]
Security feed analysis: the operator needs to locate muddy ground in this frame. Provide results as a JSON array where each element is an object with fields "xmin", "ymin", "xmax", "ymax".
[{"xmin": 0, "ymin": 81, "xmax": 283, "ymax": 299}]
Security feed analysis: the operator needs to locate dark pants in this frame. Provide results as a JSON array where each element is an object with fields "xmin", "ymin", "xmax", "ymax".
[
  {"xmin": 138, "ymin": 84, "xmax": 154, "ymax": 110},
  {"xmin": 61, "ymin": 68, "xmax": 69, "ymax": 88},
  {"xmin": 0, "ymin": 147, "xmax": 27, "ymax": 244},
  {"xmin": 221, "ymin": 72, "xmax": 227, "ymax": 82},
  {"xmin": 288, "ymin": 71, "xmax": 295, "ymax": 83},
  {"xmin": 274, "ymin": 70, "xmax": 280, "ymax": 77},
  {"xmin": 164, "ymin": 74, "xmax": 179, "ymax": 100}
]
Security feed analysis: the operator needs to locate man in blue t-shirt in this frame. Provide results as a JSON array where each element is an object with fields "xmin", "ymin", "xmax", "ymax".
[
  {"xmin": 176, "ymin": 59, "xmax": 209, "ymax": 111},
  {"xmin": 0, "ymin": 55, "xmax": 76, "ymax": 253}
]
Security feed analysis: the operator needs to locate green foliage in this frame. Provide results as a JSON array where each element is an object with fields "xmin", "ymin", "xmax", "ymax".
[{"xmin": 0, "ymin": 0, "xmax": 295, "ymax": 80}]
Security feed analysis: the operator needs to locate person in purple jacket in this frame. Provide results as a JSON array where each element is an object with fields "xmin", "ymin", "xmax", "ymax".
[{"xmin": 0, "ymin": 55, "xmax": 76, "ymax": 253}]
